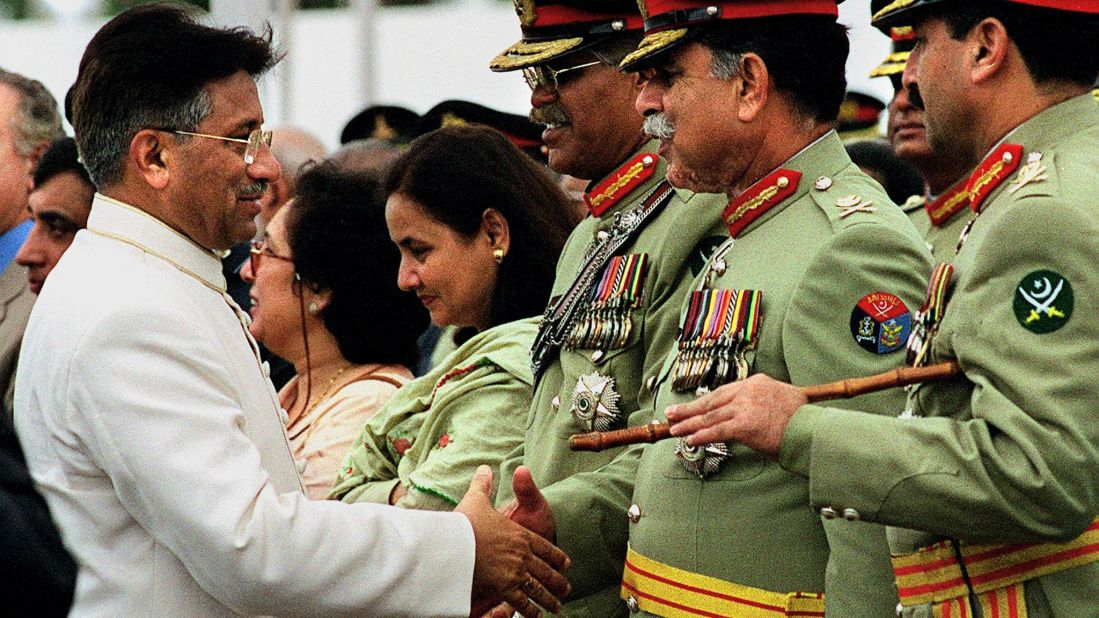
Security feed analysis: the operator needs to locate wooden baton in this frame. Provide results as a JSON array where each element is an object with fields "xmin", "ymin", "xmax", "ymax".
[{"xmin": 568, "ymin": 360, "xmax": 961, "ymax": 452}]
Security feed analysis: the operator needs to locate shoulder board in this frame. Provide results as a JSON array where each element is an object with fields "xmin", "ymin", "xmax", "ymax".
[
  {"xmin": 967, "ymin": 143, "xmax": 1023, "ymax": 213},
  {"xmin": 723, "ymin": 169, "xmax": 801, "ymax": 238},
  {"xmin": 926, "ymin": 180, "xmax": 969, "ymax": 226},
  {"xmin": 585, "ymin": 152, "xmax": 658, "ymax": 217}
]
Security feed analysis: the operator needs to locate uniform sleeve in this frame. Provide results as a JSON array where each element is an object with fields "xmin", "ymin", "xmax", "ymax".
[
  {"xmin": 299, "ymin": 381, "xmax": 398, "ymax": 500},
  {"xmin": 785, "ymin": 198, "xmax": 1099, "ymax": 543},
  {"xmin": 781, "ymin": 220, "xmax": 929, "ymax": 617},
  {"xmin": 493, "ymin": 440, "xmax": 525, "ymax": 506},
  {"xmin": 70, "ymin": 303, "xmax": 475, "ymax": 617},
  {"xmin": 401, "ymin": 374, "xmax": 530, "ymax": 510}
]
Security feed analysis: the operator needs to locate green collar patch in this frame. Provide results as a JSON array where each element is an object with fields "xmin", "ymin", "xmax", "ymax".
[
  {"xmin": 1014, "ymin": 270, "xmax": 1073, "ymax": 334},
  {"xmin": 690, "ymin": 236, "xmax": 727, "ymax": 277}
]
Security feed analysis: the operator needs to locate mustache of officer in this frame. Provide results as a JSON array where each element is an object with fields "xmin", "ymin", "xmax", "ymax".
[
  {"xmin": 642, "ymin": 113, "xmax": 675, "ymax": 140},
  {"xmin": 529, "ymin": 103, "xmax": 570, "ymax": 127}
]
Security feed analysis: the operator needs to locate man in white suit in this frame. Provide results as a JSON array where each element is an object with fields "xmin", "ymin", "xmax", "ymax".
[{"xmin": 14, "ymin": 5, "xmax": 568, "ymax": 617}]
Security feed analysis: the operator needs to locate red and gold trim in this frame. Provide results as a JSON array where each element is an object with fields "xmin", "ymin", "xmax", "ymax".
[
  {"xmin": 642, "ymin": 0, "xmax": 838, "ymax": 34},
  {"xmin": 893, "ymin": 518, "xmax": 1099, "ymax": 613},
  {"xmin": 621, "ymin": 546, "xmax": 825, "ymax": 618},
  {"xmin": 925, "ymin": 180, "xmax": 970, "ymax": 227},
  {"xmin": 966, "ymin": 144, "xmax": 1023, "ymax": 214},
  {"xmin": 585, "ymin": 152, "xmax": 659, "ymax": 217},
  {"xmin": 875, "ymin": 0, "xmax": 1099, "ymax": 28},
  {"xmin": 723, "ymin": 169, "xmax": 801, "ymax": 238},
  {"xmin": 524, "ymin": 4, "xmax": 643, "ymax": 29}
]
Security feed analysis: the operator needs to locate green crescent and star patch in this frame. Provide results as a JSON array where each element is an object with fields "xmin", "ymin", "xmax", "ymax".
[
  {"xmin": 1014, "ymin": 269, "xmax": 1073, "ymax": 334},
  {"xmin": 690, "ymin": 236, "xmax": 727, "ymax": 276}
]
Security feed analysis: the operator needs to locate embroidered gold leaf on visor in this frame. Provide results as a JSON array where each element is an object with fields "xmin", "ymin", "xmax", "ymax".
[
  {"xmin": 619, "ymin": 28, "xmax": 689, "ymax": 69},
  {"xmin": 490, "ymin": 38, "xmax": 586, "ymax": 71}
]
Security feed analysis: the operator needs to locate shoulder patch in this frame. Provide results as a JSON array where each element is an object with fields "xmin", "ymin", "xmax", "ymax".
[
  {"xmin": 1014, "ymin": 270, "xmax": 1072, "ymax": 334},
  {"xmin": 850, "ymin": 292, "xmax": 912, "ymax": 354}
]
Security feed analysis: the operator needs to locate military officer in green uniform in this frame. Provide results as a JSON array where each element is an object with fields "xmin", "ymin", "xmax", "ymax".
[
  {"xmin": 489, "ymin": 1, "xmax": 728, "ymax": 615},
  {"xmin": 870, "ymin": 0, "xmax": 974, "ymax": 261},
  {"xmin": 667, "ymin": 2, "xmax": 1099, "ymax": 617},
  {"xmin": 504, "ymin": 1, "xmax": 935, "ymax": 616}
]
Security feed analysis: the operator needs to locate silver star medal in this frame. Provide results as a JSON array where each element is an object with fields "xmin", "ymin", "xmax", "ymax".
[
  {"xmin": 571, "ymin": 373, "xmax": 622, "ymax": 432},
  {"xmin": 675, "ymin": 439, "xmax": 730, "ymax": 479}
]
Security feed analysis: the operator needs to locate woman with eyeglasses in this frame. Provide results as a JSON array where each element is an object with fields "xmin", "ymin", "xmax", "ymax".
[
  {"xmin": 241, "ymin": 162, "xmax": 427, "ymax": 500},
  {"xmin": 329, "ymin": 125, "xmax": 577, "ymax": 509}
]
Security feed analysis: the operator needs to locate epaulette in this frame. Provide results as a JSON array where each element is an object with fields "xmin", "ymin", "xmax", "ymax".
[
  {"xmin": 584, "ymin": 152, "xmax": 658, "ymax": 217},
  {"xmin": 966, "ymin": 143, "xmax": 1023, "ymax": 213},
  {"xmin": 723, "ymin": 169, "xmax": 801, "ymax": 238},
  {"xmin": 925, "ymin": 180, "xmax": 969, "ymax": 227}
]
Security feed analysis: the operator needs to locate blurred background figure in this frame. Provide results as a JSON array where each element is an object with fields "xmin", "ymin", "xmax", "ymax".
[
  {"xmin": 241, "ymin": 162, "xmax": 426, "ymax": 499},
  {"xmin": 340, "ymin": 104, "xmax": 421, "ymax": 146},
  {"xmin": 226, "ymin": 125, "xmax": 327, "ymax": 390},
  {"xmin": 0, "ymin": 67, "xmax": 63, "ymax": 416},
  {"xmin": 845, "ymin": 138, "xmax": 926, "ymax": 206},
  {"xmin": 330, "ymin": 125, "xmax": 574, "ymax": 509},
  {"xmin": 836, "ymin": 90, "xmax": 886, "ymax": 142},
  {"xmin": 327, "ymin": 138, "xmax": 404, "ymax": 180},
  {"xmin": 868, "ymin": 1, "xmax": 973, "ymax": 260},
  {"xmin": 15, "ymin": 137, "xmax": 94, "ymax": 296}
]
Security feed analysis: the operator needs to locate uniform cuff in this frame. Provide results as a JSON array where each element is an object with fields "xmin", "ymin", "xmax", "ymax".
[{"xmin": 778, "ymin": 404, "xmax": 824, "ymax": 477}]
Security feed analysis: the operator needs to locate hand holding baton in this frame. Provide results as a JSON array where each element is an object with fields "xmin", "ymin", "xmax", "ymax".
[{"xmin": 568, "ymin": 360, "xmax": 961, "ymax": 452}]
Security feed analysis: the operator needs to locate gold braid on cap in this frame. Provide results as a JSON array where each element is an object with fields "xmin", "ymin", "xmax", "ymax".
[
  {"xmin": 620, "ymin": 28, "xmax": 688, "ymax": 68},
  {"xmin": 869, "ymin": 51, "xmax": 911, "ymax": 78},
  {"xmin": 491, "ymin": 37, "xmax": 586, "ymax": 71},
  {"xmin": 873, "ymin": 0, "xmax": 917, "ymax": 21}
]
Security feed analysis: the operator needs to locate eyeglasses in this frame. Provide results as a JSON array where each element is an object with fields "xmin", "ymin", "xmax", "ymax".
[
  {"xmin": 522, "ymin": 60, "xmax": 602, "ymax": 91},
  {"xmin": 172, "ymin": 128, "xmax": 273, "ymax": 165},
  {"xmin": 249, "ymin": 240, "xmax": 297, "ymax": 279}
]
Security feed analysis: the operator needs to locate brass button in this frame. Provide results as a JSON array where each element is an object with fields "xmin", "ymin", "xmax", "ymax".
[
  {"xmin": 551, "ymin": 395, "xmax": 560, "ymax": 412},
  {"xmin": 628, "ymin": 504, "xmax": 642, "ymax": 523},
  {"xmin": 642, "ymin": 155, "xmax": 655, "ymax": 167},
  {"xmin": 592, "ymin": 350, "xmax": 605, "ymax": 362},
  {"xmin": 712, "ymin": 258, "xmax": 727, "ymax": 276},
  {"xmin": 645, "ymin": 376, "xmax": 657, "ymax": 392},
  {"xmin": 820, "ymin": 506, "xmax": 838, "ymax": 519},
  {"xmin": 626, "ymin": 595, "xmax": 640, "ymax": 612},
  {"xmin": 814, "ymin": 176, "xmax": 833, "ymax": 191},
  {"xmin": 842, "ymin": 508, "xmax": 861, "ymax": 522},
  {"xmin": 596, "ymin": 230, "xmax": 610, "ymax": 242}
]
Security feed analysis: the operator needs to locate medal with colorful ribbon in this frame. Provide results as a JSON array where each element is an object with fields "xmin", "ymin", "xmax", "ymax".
[
  {"xmin": 565, "ymin": 253, "xmax": 649, "ymax": 351},
  {"xmin": 907, "ymin": 262, "xmax": 954, "ymax": 367},
  {"xmin": 671, "ymin": 288, "xmax": 762, "ymax": 394}
]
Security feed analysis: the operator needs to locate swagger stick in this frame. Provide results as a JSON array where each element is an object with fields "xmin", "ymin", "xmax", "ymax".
[{"xmin": 569, "ymin": 360, "xmax": 961, "ymax": 452}]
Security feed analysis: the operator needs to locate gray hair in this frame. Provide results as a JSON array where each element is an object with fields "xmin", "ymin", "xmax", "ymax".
[
  {"xmin": 0, "ymin": 67, "xmax": 64, "ymax": 155},
  {"xmin": 77, "ymin": 89, "xmax": 211, "ymax": 187},
  {"xmin": 709, "ymin": 48, "xmax": 745, "ymax": 81}
]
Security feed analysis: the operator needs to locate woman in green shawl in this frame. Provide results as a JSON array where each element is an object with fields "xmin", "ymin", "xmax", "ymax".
[{"xmin": 330, "ymin": 125, "xmax": 576, "ymax": 509}]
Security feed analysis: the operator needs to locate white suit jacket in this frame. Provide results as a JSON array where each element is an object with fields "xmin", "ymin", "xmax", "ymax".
[{"xmin": 15, "ymin": 194, "xmax": 475, "ymax": 617}]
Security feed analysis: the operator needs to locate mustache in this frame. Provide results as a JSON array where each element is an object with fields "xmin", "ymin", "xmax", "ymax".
[
  {"xmin": 239, "ymin": 180, "xmax": 269, "ymax": 197},
  {"xmin": 529, "ymin": 104, "xmax": 570, "ymax": 126},
  {"xmin": 909, "ymin": 84, "xmax": 925, "ymax": 111},
  {"xmin": 643, "ymin": 113, "xmax": 675, "ymax": 140}
]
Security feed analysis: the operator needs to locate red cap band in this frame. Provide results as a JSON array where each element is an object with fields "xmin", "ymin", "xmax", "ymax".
[
  {"xmin": 644, "ymin": 0, "xmax": 838, "ymax": 21},
  {"xmin": 532, "ymin": 5, "xmax": 645, "ymax": 29}
]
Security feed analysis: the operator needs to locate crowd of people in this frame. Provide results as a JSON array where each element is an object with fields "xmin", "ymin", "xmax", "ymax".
[{"xmin": 1, "ymin": 0, "xmax": 1097, "ymax": 616}]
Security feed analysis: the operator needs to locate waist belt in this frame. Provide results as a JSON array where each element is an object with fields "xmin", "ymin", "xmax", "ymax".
[
  {"xmin": 892, "ymin": 517, "xmax": 1099, "ymax": 617},
  {"xmin": 621, "ymin": 545, "xmax": 824, "ymax": 617}
]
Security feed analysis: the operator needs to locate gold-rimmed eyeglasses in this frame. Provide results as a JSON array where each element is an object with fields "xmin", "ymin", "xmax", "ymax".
[
  {"xmin": 171, "ymin": 128, "xmax": 273, "ymax": 165},
  {"xmin": 249, "ymin": 240, "xmax": 298, "ymax": 279},
  {"xmin": 522, "ymin": 60, "xmax": 602, "ymax": 91}
]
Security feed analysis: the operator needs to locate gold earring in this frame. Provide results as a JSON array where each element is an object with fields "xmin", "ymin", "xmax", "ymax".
[
  {"xmin": 308, "ymin": 302, "xmax": 319, "ymax": 315},
  {"xmin": 493, "ymin": 248, "xmax": 504, "ymax": 264}
]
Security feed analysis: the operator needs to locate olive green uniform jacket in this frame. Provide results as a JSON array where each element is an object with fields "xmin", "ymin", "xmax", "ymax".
[
  {"xmin": 331, "ymin": 318, "xmax": 536, "ymax": 510},
  {"xmin": 614, "ymin": 132, "xmax": 931, "ymax": 617},
  {"xmin": 496, "ymin": 141, "xmax": 729, "ymax": 616},
  {"xmin": 903, "ymin": 179, "xmax": 973, "ymax": 263},
  {"xmin": 782, "ymin": 95, "xmax": 1099, "ymax": 617}
]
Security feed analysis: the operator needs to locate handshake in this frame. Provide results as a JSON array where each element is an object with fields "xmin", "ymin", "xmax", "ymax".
[{"xmin": 455, "ymin": 466, "xmax": 570, "ymax": 618}]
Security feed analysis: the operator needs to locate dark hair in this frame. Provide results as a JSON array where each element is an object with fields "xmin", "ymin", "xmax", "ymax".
[
  {"xmin": 935, "ymin": 1, "xmax": 1098, "ymax": 87},
  {"xmin": 845, "ymin": 139, "xmax": 926, "ymax": 205},
  {"xmin": 285, "ymin": 162, "xmax": 428, "ymax": 368},
  {"xmin": 33, "ymin": 137, "xmax": 93, "ymax": 190},
  {"xmin": 696, "ymin": 15, "xmax": 849, "ymax": 124},
  {"xmin": 69, "ymin": 3, "xmax": 280, "ymax": 186},
  {"xmin": 382, "ymin": 125, "xmax": 575, "ymax": 330}
]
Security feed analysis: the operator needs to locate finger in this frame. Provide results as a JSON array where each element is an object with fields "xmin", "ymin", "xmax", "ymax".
[
  {"xmin": 521, "ymin": 571, "xmax": 563, "ymax": 614},
  {"xmin": 504, "ymin": 590, "xmax": 542, "ymax": 618},
  {"xmin": 526, "ymin": 551, "xmax": 571, "ymax": 599},
  {"xmin": 686, "ymin": 419, "xmax": 739, "ymax": 447},
  {"xmin": 511, "ymin": 466, "xmax": 543, "ymax": 508},
  {"xmin": 524, "ymin": 529, "xmax": 570, "ymax": 572},
  {"xmin": 467, "ymin": 464, "xmax": 494, "ymax": 497}
]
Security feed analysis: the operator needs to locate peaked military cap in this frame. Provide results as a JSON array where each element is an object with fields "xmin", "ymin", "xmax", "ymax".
[
  {"xmin": 870, "ymin": 0, "xmax": 916, "ymax": 78},
  {"xmin": 837, "ymin": 91, "xmax": 886, "ymax": 141},
  {"xmin": 620, "ymin": 0, "xmax": 842, "ymax": 71},
  {"xmin": 340, "ymin": 105, "xmax": 421, "ymax": 144},
  {"xmin": 873, "ymin": 0, "xmax": 1099, "ymax": 29},
  {"xmin": 418, "ymin": 99, "xmax": 549, "ymax": 162},
  {"xmin": 491, "ymin": 0, "xmax": 644, "ymax": 72}
]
